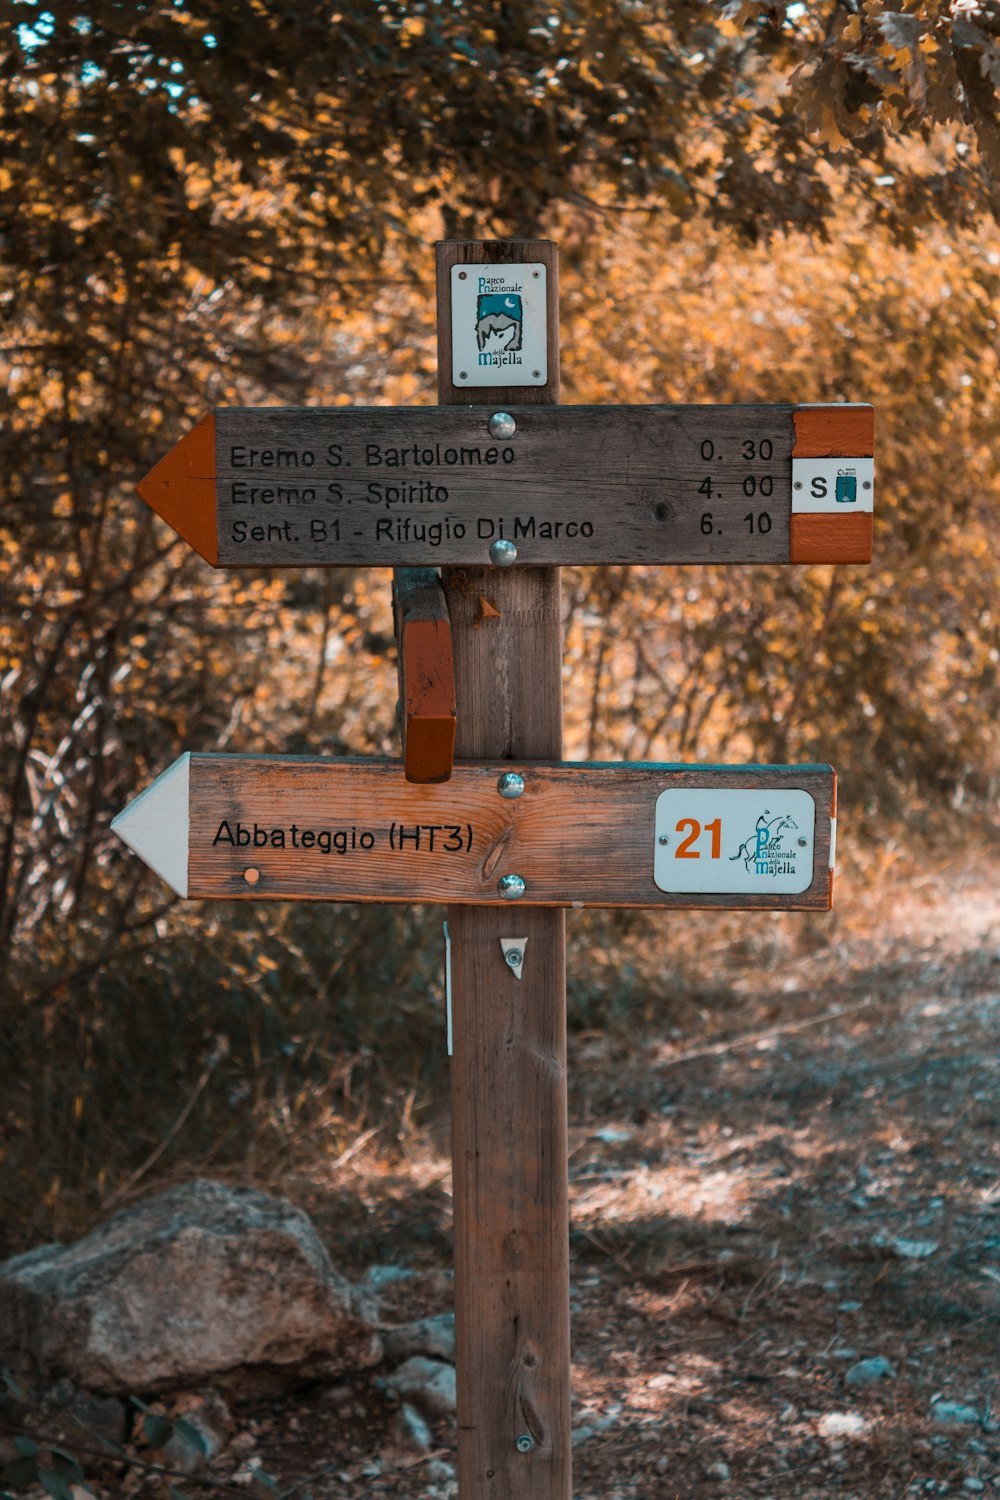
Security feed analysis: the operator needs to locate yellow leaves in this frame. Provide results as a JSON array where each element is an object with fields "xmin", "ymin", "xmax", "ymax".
[{"xmin": 400, "ymin": 16, "xmax": 426, "ymax": 40}]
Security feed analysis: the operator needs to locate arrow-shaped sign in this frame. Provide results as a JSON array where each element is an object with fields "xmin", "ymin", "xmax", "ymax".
[
  {"xmin": 137, "ymin": 404, "xmax": 874, "ymax": 568},
  {"xmin": 112, "ymin": 755, "xmax": 836, "ymax": 910}
]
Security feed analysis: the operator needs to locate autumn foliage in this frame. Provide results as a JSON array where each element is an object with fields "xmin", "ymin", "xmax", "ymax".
[{"xmin": 1, "ymin": 1, "xmax": 999, "ymax": 1246}]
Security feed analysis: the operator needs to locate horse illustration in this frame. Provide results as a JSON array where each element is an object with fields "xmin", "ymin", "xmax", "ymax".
[{"xmin": 730, "ymin": 811, "xmax": 799, "ymax": 871}]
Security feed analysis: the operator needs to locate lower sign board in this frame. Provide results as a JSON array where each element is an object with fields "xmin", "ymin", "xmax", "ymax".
[
  {"xmin": 136, "ymin": 403, "xmax": 874, "ymax": 568},
  {"xmin": 112, "ymin": 756, "xmax": 836, "ymax": 910}
]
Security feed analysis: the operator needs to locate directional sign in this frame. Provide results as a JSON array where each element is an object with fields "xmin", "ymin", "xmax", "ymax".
[
  {"xmin": 136, "ymin": 404, "xmax": 874, "ymax": 569},
  {"xmin": 112, "ymin": 755, "xmax": 836, "ymax": 910}
]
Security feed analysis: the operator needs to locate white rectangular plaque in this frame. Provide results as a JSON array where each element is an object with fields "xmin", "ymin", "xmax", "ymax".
[
  {"xmin": 450, "ymin": 262, "xmax": 548, "ymax": 387},
  {"xmin": 791, "ymin": 456, "xmax": 874, "ymax": 513},
  {"xmin": 654, "ymin": 788, "xmax": 817, "ymax": 895}
]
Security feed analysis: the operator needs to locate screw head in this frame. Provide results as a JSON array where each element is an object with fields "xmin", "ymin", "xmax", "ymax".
[
  {"xmin": 504, "ymin": 947, "xmax": 524, "ymax": 969},
  {"xmin": 515, "ymin": 1433, "xmax": 534, "ymax": 1453},
  {"xmin": 488, "ymin": 411, "xmax": 516, "ymax": 440},
  {"xmin": 458, "ymin": 270, "xmax": 467, "ymax": 280},
  {"xmin": 798, "ymin": 837, "xmax": 808, "ymax": 847},
  {"xmin": 458, "ymin": 371, "xmax": 468, "ymax": 380},
  {"xmin": 498, "ymin": 874, "xmax": 526, "ymax": 901},
  {"xmin": 489, "ymin": 539, "xmax": 518, "ymax": 568},
  {"xmin": 497, "ymin": 772, "xmax": 525, "ymax": 800}
]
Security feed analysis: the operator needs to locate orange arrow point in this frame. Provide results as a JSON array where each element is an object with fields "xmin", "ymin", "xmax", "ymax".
[{"xmin": 136, "ymin": 411, "xmax": 219, "ymax": 566}]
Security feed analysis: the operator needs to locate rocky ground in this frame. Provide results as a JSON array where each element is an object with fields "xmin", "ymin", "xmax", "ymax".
[{"xmin": 2, "ymin": 861, "xmax": 998, "ymax": 1499}]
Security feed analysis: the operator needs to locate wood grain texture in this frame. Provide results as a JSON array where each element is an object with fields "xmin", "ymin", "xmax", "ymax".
[
  {"xmin": 137, "ymin": 411, "xmax": 219, "ymax": 564},
  {"xmin": 210, "ymin": 402, "xmax": 802, "ymax": 566},
  {"xmin": 184, "ymin": 756, "xmax": 835, "ymax": 910},
  {"xmin": 791, "ymin": 512, "xmax": 873, "ymax": 564},
  {"xmin": 392, "ymin": 568, "xmax": 456, "ymax": 783},
  {"xmin": 793, "ymin": 404, "xmax": 875, "ymax": 458},
  {"xmin": 439, "ymin": 239, "xmax": 571, "ymax": 1500},
  {"xmin": 137, "ymin": 398, "xmax": 875, "ymax": 569}
]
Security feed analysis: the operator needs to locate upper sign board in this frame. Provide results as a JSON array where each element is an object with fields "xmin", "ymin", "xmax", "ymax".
[
  {"xmin": 450, "ymin": 262, "xmax": 548, "ymax": 388},
  {"xmin": 135, "ymin": 403, "xmax": 874, "ymax": 569},
  {"xmin": 112, "ymin": 756, "xmax": 836, "ymax": 911}
]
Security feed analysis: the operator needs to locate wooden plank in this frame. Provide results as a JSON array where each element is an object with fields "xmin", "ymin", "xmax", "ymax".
[
  {"xmin": 439, "ymin": 237, "xmax": 571, "ymax": 1500},
  {"xmin": 135, "ymin": 402, "xmax": 876, "ymax": 567},
  {"xmin": 139, "ymin": 756, "xmax": 831, "ymax": 910},
  {"xmin": 791, "ymin": 512, "xmax": 873, "ymax": 564},
  {"xmin": 793, "ymin": 403, "xmax": 874, "ymax": 458},
  {"xmin": 392, "ymin": 568, "xmax": 456, "ymax": 783}
]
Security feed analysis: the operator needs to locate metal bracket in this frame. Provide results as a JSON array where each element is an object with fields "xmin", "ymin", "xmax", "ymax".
[
  {"xmin": 392, "ymin": 568, "xmax": 457, "ymax": 783},
  {"xmin": 499, "ymin": 937, "xmax": 527, "ymax": 980}
]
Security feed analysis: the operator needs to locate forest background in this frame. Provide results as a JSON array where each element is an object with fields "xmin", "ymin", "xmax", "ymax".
[{"xmin": 2, "ymin": 0, "xmax": 999, "ymax": 1260}]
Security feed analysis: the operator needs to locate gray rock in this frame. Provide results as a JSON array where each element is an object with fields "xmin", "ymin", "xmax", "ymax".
[
  {"xmin": 0, "ymin": 1180, "xmax": 381, "ymax": 1393},
  {"xmin": 362, "ymin": 1266, "xmax": 415, "ymax": 1291},
  {"xmin": 391, "ymin": 1402, "xmax": 432, "ymax": 1453},
  {"xmin": 384, "ymin": 1356, "xmax": 457, "ymax": 1418},
  {"xmin": 819, "ymin": 1412, "xmax": 867, "ymax": 1437},
  {"xmin": 382, "ymin": 1313, "xmax": 455, "ymax": 1366},
  {"xmin": 706, "ymin": 1460, "xmax": 732, "ymax": 1480},
  {"xmin": 426, "ymin": 1458, "xmax": 456, "ymax": 1482},
  {"xmin": 845, "ymin": 1356, "xmax": 896, "ymax": 1389},
  {"xmin": 930, "ymin": 1401, "xmax": 983, "ymax": 1428},
  {"xmin": 162, "ymin": 1413, "xmax": 224, "ymax": 1476}
]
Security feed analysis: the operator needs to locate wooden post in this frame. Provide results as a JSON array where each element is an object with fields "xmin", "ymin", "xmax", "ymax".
[{"xmin": 437, "ymin": 241, "xmax": 571, "ymax": 1498}]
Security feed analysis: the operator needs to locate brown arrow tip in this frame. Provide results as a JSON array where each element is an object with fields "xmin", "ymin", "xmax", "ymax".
[{"xmin": 136, "ymin": 411, "xmax": 219, "ymax": 566}]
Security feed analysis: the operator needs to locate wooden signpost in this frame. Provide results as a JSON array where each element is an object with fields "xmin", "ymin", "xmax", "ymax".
[
  {"xmin": 136, "ymin": 403, "xmax": 874, "ymax": 568},
  {"xmin": 116, "ymin": 238, "xmax": 874, "ymax": 1500}
]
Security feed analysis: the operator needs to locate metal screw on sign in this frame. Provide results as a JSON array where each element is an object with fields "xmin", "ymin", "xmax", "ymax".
[
  {"xmin": 516, "ymin": 1434, "xmax": 535, "ymax": 1454},
  {"xmin": 504, "ymin": 946, "xmax": 524, "ymax": 969},
  {"xmin": 498, "ymin": 873, "xmax": 526, "ymax": 900},
  {"xmin": 488, "ymin": 411, "xmax": 516, "ymax": 440},
  {"xmin": 489, "ymin": 539, "xmax": 518, "ymax": 568},
  {"xmin": 497, "ymin": 771, "xmax": 525, "ymax": 799},
  {"xmin": 658, "ymin": 835, "xmax": 669, "ymax": 845}
]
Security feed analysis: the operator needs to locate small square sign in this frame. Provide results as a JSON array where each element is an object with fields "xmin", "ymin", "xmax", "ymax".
[
  {"xmin": 654, "ymin": 788, "xmax": 817, "ymax": 895},
  {"xmin": 451, "ymin": 263, "xmax": 548, "ymax": 387}
]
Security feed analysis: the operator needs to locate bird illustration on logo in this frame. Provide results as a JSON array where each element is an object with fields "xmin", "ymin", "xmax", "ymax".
[{"xmin": 476, "ymin": 292, "xmax": 523, "ymax": 352}]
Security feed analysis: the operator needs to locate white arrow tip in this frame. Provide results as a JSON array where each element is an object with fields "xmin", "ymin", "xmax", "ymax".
[{"xmin": 112, "ymin": 753, "xmax": 190, "ymax": 897}]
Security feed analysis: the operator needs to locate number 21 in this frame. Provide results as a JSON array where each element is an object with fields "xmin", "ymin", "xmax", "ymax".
[{"xmin": 675, "ymin": 817, "xmax": 722, "ymax": 858}]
